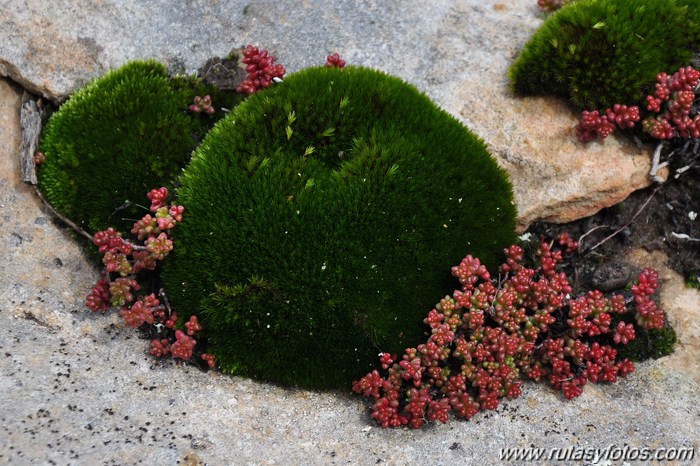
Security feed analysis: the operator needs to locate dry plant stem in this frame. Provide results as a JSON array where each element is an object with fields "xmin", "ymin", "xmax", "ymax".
[
  {"xmin": 675, "ymin": 166, "xmax": 691, "ymax": 177},
  {"xmin": 33, "ymin": 187, "xmax": 95, "ymax": 242},
  {"xmin": 649, "ymin": 141, "xmax": 668, "ymax": 183},
  {"xmin": 584, "ymin": 186, "xmax": 661, "ymax": 253},
  {"xmin": 670, "ymin": 232, "xmax": 700, "ymax": 242},
  {"xmin": 19, "ymin": 93, "xmax": 43, "ymax": 184},
  {"xmin": 673, "ymin": 140, "xmax": 699, "ymax": 179},
  {"xmin": 159, "ymin": 288, "xmax": 174, "ymax": 316},
  {"xmin": 33, "ymin": 187, "xmax": 147, "ymax": 251},
  {"xmin": 577, "ymin": 224, "xmax": 609, "ymax": 248}
]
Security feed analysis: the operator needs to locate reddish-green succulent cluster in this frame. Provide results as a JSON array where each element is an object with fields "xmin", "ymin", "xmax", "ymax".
[
  {"xmin": 236, "ymin": 45, "xmax": 287, "ymax": 95},
  {"xmin": 577, "ymin": 66, "xmax": 700, "ymax": 142},
  {"xmin": 85, "ymin": 188, "xmax": 215, "ymax": 369},
  {"xmin": 575, "ymin": 104, "xmax": 641, "ymax": 142},
  {"xmin": 642, "ymin": 66, "xmax": 700, "ymax": 140},
  {"xmin": 189, "ymin": 95, "xmax": 216, "ymax": 114},
  {"xmin": 353, "ymin": 234, "xmax": 670, "ymax": 428},
  {"xmin": 325, "ymin": 53, "xmax": 346, "ymax": 68}
]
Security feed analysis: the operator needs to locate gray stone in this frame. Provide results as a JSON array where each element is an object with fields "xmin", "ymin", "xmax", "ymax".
[{"xmin": 0, "ymin": 0, "xmax": 656, "ymax": 229}]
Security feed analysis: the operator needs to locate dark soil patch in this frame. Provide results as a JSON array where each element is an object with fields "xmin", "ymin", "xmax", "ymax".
[
  {"xmin": 527, "ymin": 137, "xmax": 700, "ymax": 294},
  {"xmin": 196, "ymin": 51, "xmax": 247, "ymax": 92}
]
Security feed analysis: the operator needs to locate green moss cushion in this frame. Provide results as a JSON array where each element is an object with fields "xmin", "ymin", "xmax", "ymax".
[
  {"xmin": 162, "ymin": 66, "xmax": 517, "ymax": 389},
  {"xmin": 510, "ymin": 0, "xmax": 700, "ymax": 109},
  {"xmin": 38, "ymin": 60, "xmax": 241, "ymax": 233}
]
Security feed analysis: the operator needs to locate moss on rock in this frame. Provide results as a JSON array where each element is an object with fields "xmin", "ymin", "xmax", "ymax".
[
  {"xmin": 162, "ymin": 66, "xmax": 517, "ymax": 389},
  {"xmin": 38, "ymin": 60, "xmax": 241, "ymax": 233},
  {"xmin": 510, "ymin": 0, "xmax": 700, "ymax": 109}
]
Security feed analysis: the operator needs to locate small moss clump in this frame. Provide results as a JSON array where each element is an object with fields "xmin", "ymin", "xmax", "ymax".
[
  {"xmin": 162, "ymin": 66, "xmax": 518, "ymax": 389},
  {"xmin": 510, "ymin": 0, "xmax": 700, "ymax": 109},
  {"xmin": 616, "ymin": 326, "xmax": 677, "ymax": 361},
  {"xmin": 38, "ymin": 60, "xmax": 241, "ymax": 233}
]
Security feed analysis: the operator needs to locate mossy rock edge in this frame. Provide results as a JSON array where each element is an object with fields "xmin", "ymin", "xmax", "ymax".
[
  {"xmin": 37, "ymin": 60, "xmax": 242, "ymax": 233},
  {"xmin": 162, "ymin": 66, "xmax": 518, "ymax": 389}
]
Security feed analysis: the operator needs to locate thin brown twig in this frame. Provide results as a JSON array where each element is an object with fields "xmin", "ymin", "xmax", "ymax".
[
  {"xmin": 34, "ymin": 185, "xmax": 148, "ymax": 250},
  {"xmin": 584, "ymin": 186, "xmax": 661, "ymax": 254},
  {"xmin": 34, "ymin": 187, "xmax": 94, "ymax": 242},
  {"xmin": 577, "ymin": 224, "xmax": 609, "ymax": 249}
]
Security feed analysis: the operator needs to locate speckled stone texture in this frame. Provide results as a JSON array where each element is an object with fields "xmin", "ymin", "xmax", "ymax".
[{"xmin": 0, "ymin": 1, "xmax": 699, "ymax": 463}]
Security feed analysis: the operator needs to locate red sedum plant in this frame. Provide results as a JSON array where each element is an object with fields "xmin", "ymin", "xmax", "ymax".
[
  {"xmin": 189, "ymin": 95, "xmax": 215, "ymax": 114},
  {"xmin": 642, "ymin": 66, "xmax": 700, "ymax": 140},
  {"xmin": 85, "ymin": 187, "xmax": 216, "ymax": 369},
  {"xmin": 576, "ymin": 66, "xmax": 700, "ymax": 142},
  {"xmin": 236, "ymin": 45, "xmax": 286, "ymax": 95},
  {"xmin": 325, "ymin": 53, "xmax": 346, "ymax": 69},
  {"xmin": 353, "ymin": 233, "xmax": 667, "ymax": 428}
]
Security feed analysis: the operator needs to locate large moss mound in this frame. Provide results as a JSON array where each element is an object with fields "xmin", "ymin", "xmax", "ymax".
[
  {"xmin": 510, "ymin": 0, "xmax": 700, "ymax": 109},
  {"xmin": 162, "ymin": 66, "xmax": 517, "ymax": 389},
  {"xmin": 38, "ymin": 60, "xmax": 241, "ymax": 233}
]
